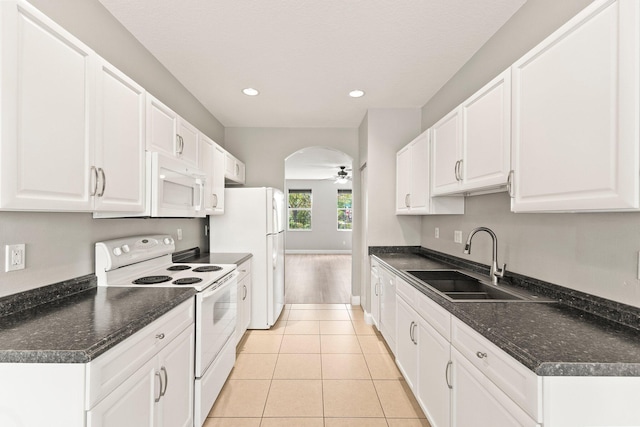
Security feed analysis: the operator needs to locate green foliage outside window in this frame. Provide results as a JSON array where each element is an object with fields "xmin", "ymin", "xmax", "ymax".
[
  {"xmin": 337, "ymin": 189, "xmax": 352, "ymax": 230},
  {"xmin": 288, "ymin": 190, "xmax": 312, "ymax": 230}
]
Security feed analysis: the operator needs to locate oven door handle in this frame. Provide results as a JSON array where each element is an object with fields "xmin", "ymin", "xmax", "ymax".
[{"xmin": 200, "ymin": 271, "xmax": 239, "ymax": 299}]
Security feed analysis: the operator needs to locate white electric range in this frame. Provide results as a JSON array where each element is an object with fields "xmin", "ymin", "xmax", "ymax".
[{"xmin": 95, "ymin": 234, "xmax": 237, "ymax": 427}]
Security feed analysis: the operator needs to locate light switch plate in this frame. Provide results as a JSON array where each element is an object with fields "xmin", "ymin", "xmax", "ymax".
[
  {"xmin": 435, "ymin": 227, "xmax": 440, "ymax": 239},
  {"xmin": 5, "ymin": 244, "xmax": 25, "ymax": 272}
]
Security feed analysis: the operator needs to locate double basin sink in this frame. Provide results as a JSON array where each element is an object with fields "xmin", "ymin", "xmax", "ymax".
[{"xmin": 405, "ymin": 270, "xmax": 548, "ymax": 303}]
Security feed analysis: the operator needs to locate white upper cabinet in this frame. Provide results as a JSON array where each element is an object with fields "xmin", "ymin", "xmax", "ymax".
[
  {"xmin": 177, "ymin": 118, "xmax": 198, "ymax": 168},
  {"xmin": 510, "ymin": 0, "xmax": 640, "ymax": 212},
  {"xmin": 432, "ymin": 69, "xmax": 511, "ymax": 196},
  {"xmin": 224, "ymin": 151, "xmax": 245, "ymax": 184},
  {"xmin": 94, "ymin": 59, "xmax": 146, "ymax": 212},
  {"xmin": 199, "ymin": 134, "xmax": 225, "ymax": 215},
  {"xmin": 0, "ymin": 0, "xmax": 95, "ymax": 210},
  {"xmin": 146, "ymin": 95, "xmax": 178, "ymax": 156},
  {"xmin": 396, "ymin": 131, "xmax": 464, "ymax": 215}
]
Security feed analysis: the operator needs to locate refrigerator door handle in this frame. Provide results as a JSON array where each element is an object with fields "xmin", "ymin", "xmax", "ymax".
[{"xmin": 272, "ymin": 232, "xmax": 278, "ymax": 270}]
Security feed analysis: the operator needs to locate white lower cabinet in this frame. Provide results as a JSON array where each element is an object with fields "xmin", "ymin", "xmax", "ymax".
[
  {"xmin": 451, "ymin": 347, "xmax": 539, "ymax": 427},
  {"xmin": 87, "ymin": 300, "xmax": 195, "ymax": 427},
  {"xmin": 395, "ymin": 296, "xmax": 419, "ymax": 391},
  {"xmin": 417, "ymin": 317, "xmax": 451, "ymax": 427},
  {"xmin": 236, "ymin": 259, "xmax": 252, "ymax": 344},
  {"xmin": 370, "ymin": 259, "xmax": 381, "ymax": 328},
  {"xmin": 378, "ymin": 264, "xmax": 396, "ymax": 353}
]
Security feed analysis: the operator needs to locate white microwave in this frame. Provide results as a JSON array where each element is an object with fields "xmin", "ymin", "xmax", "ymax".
[{"xmin": 95, "ymin": 152, "xmax": 206, "ymax": 218}]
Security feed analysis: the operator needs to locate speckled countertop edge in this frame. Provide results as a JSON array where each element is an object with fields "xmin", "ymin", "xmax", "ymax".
[{"xmin": 371, "ymin": 249, "xmax": 640, "ymax": 377}]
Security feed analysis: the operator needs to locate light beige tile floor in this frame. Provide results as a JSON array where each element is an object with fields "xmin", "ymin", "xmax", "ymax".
[{"xmin": 206, "ymin": 303, "xmax": 430, "ymax": 427}]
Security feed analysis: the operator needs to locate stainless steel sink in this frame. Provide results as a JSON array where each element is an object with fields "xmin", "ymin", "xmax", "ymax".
[{"xmin": 405, "ymin": 270, "xmax": 540, "ymax": 302}]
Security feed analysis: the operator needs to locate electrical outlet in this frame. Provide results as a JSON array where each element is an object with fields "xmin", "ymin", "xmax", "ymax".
[
  {"xmin": 435, "ymin": 227, "xmax": 440, "ymax": 239},
  {"xmin": 5, "ymin": 244, "xmax": 25, "ymax": 272},
  {"xmin": 177, "ymin": 229, "xmax": 183, "ymax": 241},
  {"xmin": 454, "ymin": 230, "xmax": 463, "ymax": 244}
]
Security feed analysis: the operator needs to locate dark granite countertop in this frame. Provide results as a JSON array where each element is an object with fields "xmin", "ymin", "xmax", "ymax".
[
  {"xmin": 0, "ymin": 284, "xmax": 195, "ymax": 363},
  {"xmin": 372, "ymin": 252, "xmax": 640, "ymax": 377}
]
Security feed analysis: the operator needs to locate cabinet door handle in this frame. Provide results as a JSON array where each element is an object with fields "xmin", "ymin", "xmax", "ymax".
[
  {"xmin": 235, "ymin": 163, "xmax": 240, "ymax": 176},
  {"xmin": 476, "ymin": 351, "xmax": 487, "ymax": 359},
  {"xmin": 97, "ymin": 168, "xmax": 106, "ymax": 197},
  {"xmin": 454, "ymin": 160, "xmax": 459, "ymax": 181},
  {"xmin": 458, "ymin": 159, "xmax": 463, "ymax": 181},
  {"xmin": 445, "ymin": 360, "xmax": 453, "ymax": 389},
  {"xmin": 412, "ymin": 322, "xmax": 417, "ymax": 345},
  {"xmin": 212, "ymin": 193, "xmax": 218, "ymax": 208},
  {"xmin": 243, "ymin": 284, "xmax": 247, "ymax": 300},
  {"xmin": 408, "ymin": 321, "xmax": 415, "ymax": 343},
  {"xmin": 160, "ymin": 366, "xmax": 168, "ymax": 397},
  {"xmin": 90, "ymin": 166, "xmax": 98, "ymax": 196},
  {"xmin": 507, "ymin": 170, "xmax": 515, "ymax": 198},
  {"xmin": 404, "ymin": 193, "xmax": 410, "ymax": 208},
  {"xmin": 154, "ymin": 371, "xmax": 162, "ymax": 402}
]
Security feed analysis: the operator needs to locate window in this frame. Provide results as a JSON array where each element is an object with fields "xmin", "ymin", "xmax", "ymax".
[
  {"xmin": 288, "ymin": 189, "xmax": 312, "ymax": 230},
  {"xmin": 337, "ymin": 189, "xmax": 352, "ymax": 230}
]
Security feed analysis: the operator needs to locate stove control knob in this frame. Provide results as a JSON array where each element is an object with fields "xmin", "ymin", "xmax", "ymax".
[
  {"xmin": 163, "ymin": 237, "xmax": 173, "ymax": 245},
  {"xmin": 121, "ymin": 244, "xmax": 130, "ymax": 253},
  {"xmin": 112, "ymin": 247, "xmax": 122, "ymax": 256}
]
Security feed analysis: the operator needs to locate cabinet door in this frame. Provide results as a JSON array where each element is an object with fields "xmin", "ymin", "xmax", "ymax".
[
  {"xmin": 461, "ymin": 69, "xmax": 511, "ymax": 192},
  {"xmin": 0, "ymin": 0, "xmax": 94, "ymax": 210},
  {"xmin": 87, "ymin": 358, "xmax": 156, "ymax": 427},
  {"xmin": 240, "ymin": 262, "xmax": 252, "ymax": 334},
  {"xmin": 452, "ymin": 348, "xmax": 539, "ymax": 427},
  {"xmin": 177, "ymin": 118, "xmax": 198, "ymax": 167},
  {"xmin": 417, "ymin": 318, "xmax": 451, "ymax": 427},
  {"xmin": 409, "ymin": 133, "xmax": 430, "ymax": 213},
  {"xmin": 146, "ymin": 95, "xmax": 178, "ymax": 157},
  {"xmin": 379, "ymin": 267, "xmax": 396, "ymax": 352},
  {"xmin": 370, "ymin": 262, "xmax": 380, "ymax": 329},
  {"xmin": 94, "ymin": 59, "xmax": 146, "ymax": 212},
  {"xmin": 396, "ymin": 296, "xmax": 418, "ymax": 391},
  {"xmin": 199, "ymin": 135, "xmax": 216, "ymax": 215},
  {"xmin": 211, "ymin": 143, "xmax": 226, "ymax": 214},
  {"xmin": 395, "ymin": 145, "xmax": 411, "ymax": 214},
  {"xmin": 157, "ymin": 327, "xmax": 194, "ymax": 427},
  {"xmin": 431, "ymin": 108, "xmax": 462, "ymax": 195},
  {"xmin": 511, "ymin": 0, "xmax": 639, "ymax": 212}
]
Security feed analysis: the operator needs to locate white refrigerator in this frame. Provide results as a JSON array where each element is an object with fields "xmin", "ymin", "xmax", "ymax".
[{"xmin": 209, "ymin": 187, "xmax": 285, "ymax": 329}]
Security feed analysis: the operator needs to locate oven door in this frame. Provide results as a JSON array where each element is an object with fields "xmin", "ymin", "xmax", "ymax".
[
  {"xmin": 150, "ymin": 152, "xmax": 205, "ymax": 218},
  {"xmin": 195, "ymin": 271, "xmax": 238, "ymax": 377}
]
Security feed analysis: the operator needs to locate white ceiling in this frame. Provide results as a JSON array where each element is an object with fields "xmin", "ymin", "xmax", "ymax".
[
  {"xmin": 285, "ymin": 147, "xmax": 353, "ymax": 181},
  {"xmin": 98, "ymin": 0, "xmax": 526, "ymax": 128}
]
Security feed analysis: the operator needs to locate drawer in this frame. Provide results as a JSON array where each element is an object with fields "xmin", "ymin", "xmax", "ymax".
[
  {"xmin": 451, "ymin": 317, "xmax": 541, "ymax": 422},
  {"xmin": 396, "ymin": 275, "xmax": 417, "ymax": 306},
  {"xmin": 86, "ymin": 298, "xmax": 195, "ymax": 409},
  {"xmin": 237, "ymin": 259, "xmax": 251, "ymax": 282},
  {"xmin": 416, "ymin": 291, "xmax": 451, "ymax": 340}
]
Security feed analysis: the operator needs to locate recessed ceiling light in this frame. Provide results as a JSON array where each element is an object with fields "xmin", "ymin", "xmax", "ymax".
[
  {"xmin": 349, "ymin": 89, "xmax": 365, "ymax": 98},
  {"xmin": 242, "ymin": 88, "xmax": 259, "ymax": 96}
]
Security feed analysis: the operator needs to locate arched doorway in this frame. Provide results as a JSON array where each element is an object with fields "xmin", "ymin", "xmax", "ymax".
[{"xmin": 284, "ymin": 147, "xmax": 353, "ymax": 303}]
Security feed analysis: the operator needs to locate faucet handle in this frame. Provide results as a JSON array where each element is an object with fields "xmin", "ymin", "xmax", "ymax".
[{"xmin": 496, "ymin": 263, "xmax": 506, "ymax": 278}]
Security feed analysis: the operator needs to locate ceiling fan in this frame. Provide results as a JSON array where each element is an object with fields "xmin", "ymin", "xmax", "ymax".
[{"xmin": 333, "ymin": 166, "xmax": 352, "ymax": 184}]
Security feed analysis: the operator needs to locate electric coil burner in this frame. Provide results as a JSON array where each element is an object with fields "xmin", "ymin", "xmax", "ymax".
[
  {"xmin": 173, "ymin": 277, "xmax": 203, "ymax": 285},
  {"xmin": 167, "ymin": 265, "xmax": 192, "ymax": 271},
  {"xmin": 132, "ymin": 275, "xmax": 172, "ymax": 285},
  {"xmin": 193, "ymin": 266, "xmax": 223, "ymax": 272}
]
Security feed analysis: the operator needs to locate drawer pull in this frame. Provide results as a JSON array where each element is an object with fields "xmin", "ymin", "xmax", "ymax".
[
  {"xmin": 156, "ymin": 333, "xmax": 165, "ymax": 340},
  {"xmin": 476, "ymin": 351, "xmax": 487, "ymax": 359}
]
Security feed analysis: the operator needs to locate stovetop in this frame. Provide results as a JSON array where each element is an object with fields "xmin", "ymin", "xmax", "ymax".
[{"xmin": 95, "ymin": 235, "xmax": 236, "ymax": 292}]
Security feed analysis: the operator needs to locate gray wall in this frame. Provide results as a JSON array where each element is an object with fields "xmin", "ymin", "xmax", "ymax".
[
  {"xmin": 418, "ymin": 0, "xmax": 640, "ymax": 308},
  {"xmin": 285, "ymin": 180, "xmax": 353, "ymax": 253},
  {"xmin": 0, "ymin": 0, "xmax": 219, "ymax": 296}
]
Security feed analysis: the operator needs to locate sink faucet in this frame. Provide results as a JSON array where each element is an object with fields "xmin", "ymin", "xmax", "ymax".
[{"xmin": 463, "ymin": 227, "xmax": 506, "ymax": 285}]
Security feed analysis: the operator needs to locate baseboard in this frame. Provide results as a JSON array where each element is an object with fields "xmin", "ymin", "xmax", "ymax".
[
  {"xmin": 350, "ymin": 295, "xmax": 360, "ymax": 306},
  {"xmin": 285, "ymin": 249, "xmax": 352, "ymax": 255},
  {"xmin": 363, "ymin": 310, "xmax": 374, "ymax": 325}
]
